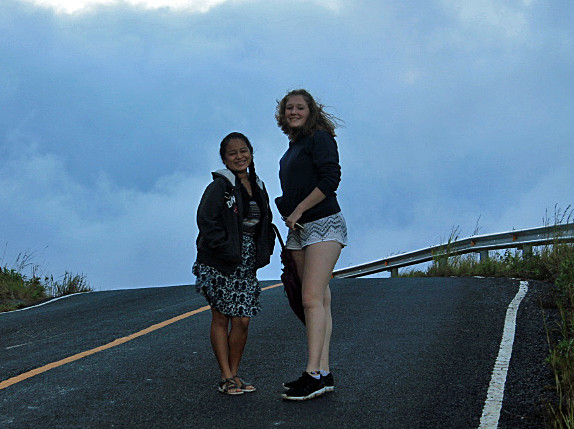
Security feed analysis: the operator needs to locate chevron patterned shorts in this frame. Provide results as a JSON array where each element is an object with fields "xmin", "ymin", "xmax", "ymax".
[{"xmin": 286, "ymin": 212, "xmax": 348, "ymax": 250}]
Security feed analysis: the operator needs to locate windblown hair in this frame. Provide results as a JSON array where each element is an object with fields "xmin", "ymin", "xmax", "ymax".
[
  {"xmin": 219, "ymin": 131, "xmax": 257, "ymax": 185},
  {"xmin": 275, "ymin": 89, "xmax": 341, "ymax": 140}
]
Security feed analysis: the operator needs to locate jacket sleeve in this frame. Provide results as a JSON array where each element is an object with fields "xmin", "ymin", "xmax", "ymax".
[
  {"xmin": 308, "ymin": 130, "xmax": 341, "ymax": 197},
  {"xmin": 197, "ymin": 180, "xmax": 236, "ymax": 257}
]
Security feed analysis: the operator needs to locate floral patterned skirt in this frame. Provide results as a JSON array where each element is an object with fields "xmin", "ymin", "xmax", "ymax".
[{"xmin": 193, "ymin": 235, "xmax": 261, "ymax": 317}]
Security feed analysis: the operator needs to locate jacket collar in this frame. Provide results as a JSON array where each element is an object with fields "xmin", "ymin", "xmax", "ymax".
[{"xmin": 212, "ymin": 168, "xmax": 264, "ymax": 190}]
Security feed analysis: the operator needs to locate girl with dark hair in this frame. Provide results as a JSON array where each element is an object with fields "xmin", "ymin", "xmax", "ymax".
[
  {"xmin": 275, "ymin": 89, "xmax": 348, "ymax": 401},
  {"xmin": 193, "ymin": 132, "xmax": 275, "ymax": 395}
]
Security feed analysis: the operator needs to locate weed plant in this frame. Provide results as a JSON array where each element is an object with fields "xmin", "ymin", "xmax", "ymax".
[
  {"xmin": 406, "ymin": 248, "xmax": 558, "ymax": 282},
  {"xmin": 545, "ymin": 244, "xmax": 574, "ymax": 428},
  {"xmin": 0, "ymin": 266, "xmax": 46, "ymax": 312},
  {"xmin": 0, "ymin": 251, "xmax": 92, "ymax": 312}
]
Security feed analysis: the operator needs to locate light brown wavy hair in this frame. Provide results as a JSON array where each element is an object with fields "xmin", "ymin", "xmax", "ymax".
[{"xmin": 275, "ymin": 89, "xmax": 341, "ymax": 140}]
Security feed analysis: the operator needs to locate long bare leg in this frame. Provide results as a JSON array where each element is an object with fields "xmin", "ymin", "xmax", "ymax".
[
  {"xmin": 210, "ymin": 309, "xmax": 244, "ymax": 394},
  {"xmin": 295, "ymin": 241, "xmax": 341, "ymax": 373},
  {"xmin": 228, "ymin": 316, "xmax": 250, "ymax": 376},
  {"xmin": 320, "ymin": 285, "xmax": 332, "ymax": 372}
]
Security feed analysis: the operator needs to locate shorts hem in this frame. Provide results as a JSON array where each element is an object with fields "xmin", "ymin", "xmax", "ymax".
[{"xmin": 286, "ymin": 238, "xmax": 347, "ymax": 251}]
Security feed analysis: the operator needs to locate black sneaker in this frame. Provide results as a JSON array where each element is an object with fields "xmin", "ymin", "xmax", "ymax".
[
  {"xmin": 323, "ymin": 372, "xmax": 335, "ymax": 392},
  {"xmin": 283, "ymin": 373, "xmax": 306, "ymax": 391},
  {"xmin": 284, "ymin": 372, "xmax": 335, "ymax": 391},
  {"xmin": 282, "ymin": 372, "xmax": 325, "ymax": 401}
]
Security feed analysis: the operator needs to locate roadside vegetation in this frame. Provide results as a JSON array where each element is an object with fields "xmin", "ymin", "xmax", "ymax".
[
  {"xmin": 401, "ymin": 209, "xmax": 574, "ymax": 428},
  {"xmin": 0, "ymin": 251, "xmax": 92, "ymax": 313}
]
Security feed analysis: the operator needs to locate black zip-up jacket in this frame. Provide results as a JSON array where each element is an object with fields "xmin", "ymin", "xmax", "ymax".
[
  {"xmin": 195, "ymin": 169, "xmax": 275, "ymax": 275},
  {"xmin": 275, "ymin": 130, "xmax": 342, "ymax": 223}
]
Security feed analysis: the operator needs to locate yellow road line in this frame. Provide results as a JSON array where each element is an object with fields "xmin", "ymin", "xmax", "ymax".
[{"xmin": 0, "ymin": 282, "xmax": 283, "ymax": 391}]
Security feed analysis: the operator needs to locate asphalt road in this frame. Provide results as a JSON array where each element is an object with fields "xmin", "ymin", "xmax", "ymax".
[{"xmin": 0, "ymin": 277, "xmax": 554, "ymax": 428}]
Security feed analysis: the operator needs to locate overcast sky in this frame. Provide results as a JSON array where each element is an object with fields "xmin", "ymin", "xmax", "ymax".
[{"xmin": 1, "ymin": 0, "xmax": 573, "ymax": 291}]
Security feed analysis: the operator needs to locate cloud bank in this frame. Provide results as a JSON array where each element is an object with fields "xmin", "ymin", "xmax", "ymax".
[{"xmin": 1, "ymin": 0, "xmax": 573, "ymax": 290}]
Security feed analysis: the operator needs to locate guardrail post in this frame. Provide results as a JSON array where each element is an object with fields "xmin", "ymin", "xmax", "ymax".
[
  {"xmin": 522, "ymin": 245, "xmax": 533, "ymax": 259},
  {"xmin": 480, "ymin": 250, "xmax": 489, "ymax": 262},
  {"xmin": 391, "ymin": 267, "xmax": 399, "ymax": 277}
]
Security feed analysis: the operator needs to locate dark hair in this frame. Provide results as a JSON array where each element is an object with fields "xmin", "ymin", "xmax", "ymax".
[
  {"xmin": 219, "ymin": 132, "xmax": 257, "ymax": 185},
  {"xmin": 275, "ymin": 89, "xmax": 341, "ymax": 139}
]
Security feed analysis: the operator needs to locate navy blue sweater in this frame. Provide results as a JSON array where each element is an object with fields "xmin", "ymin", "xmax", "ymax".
[{"xmin": 275, "ymin": 130, "xmax": 342, "ymax": 223}]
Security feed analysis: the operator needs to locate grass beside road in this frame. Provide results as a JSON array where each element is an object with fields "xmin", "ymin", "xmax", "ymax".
[
  {"xmin": 0, "ymin": 252, "xmax": 92, "ymax": 313},
  {"xmin": 401, "ymin": 226, "xmax": 574, "ymax": 428}
]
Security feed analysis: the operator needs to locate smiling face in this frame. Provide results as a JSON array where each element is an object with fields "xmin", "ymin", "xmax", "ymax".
[
  {"xmin": 284, "ymin": 95, "xmax": 310, "ymax": 130},
  {"xmin": 223, "ymin": 138, "xmax": 252, "ymax": 174}
]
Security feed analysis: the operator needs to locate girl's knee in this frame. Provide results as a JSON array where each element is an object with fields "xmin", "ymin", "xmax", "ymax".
[
  {"xmin": 231, "ymin": 317, "xmax": 250, "ymax": 331},
  {"xmin": 211, "ymin": 310, "xmax": 229, "ymax": 327},
  {"xmin": 302, "ymin": 295, "xmax": 325, "ymax": 311}
]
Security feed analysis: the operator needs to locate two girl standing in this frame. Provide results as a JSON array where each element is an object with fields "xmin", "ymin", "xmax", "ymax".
[{"xmin": 193, "ymin": 89, "xmax": 348, "ymax": 400}]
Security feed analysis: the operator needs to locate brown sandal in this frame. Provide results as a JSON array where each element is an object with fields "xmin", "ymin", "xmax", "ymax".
[{"xmin": 218, "ymin": 378, "xmax": 244, "ymax": 395}]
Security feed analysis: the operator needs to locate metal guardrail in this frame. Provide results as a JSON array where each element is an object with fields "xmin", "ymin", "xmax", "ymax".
[{"xmin": 332, "ymin": 223, "xmax": 574, "ymax": 279}]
